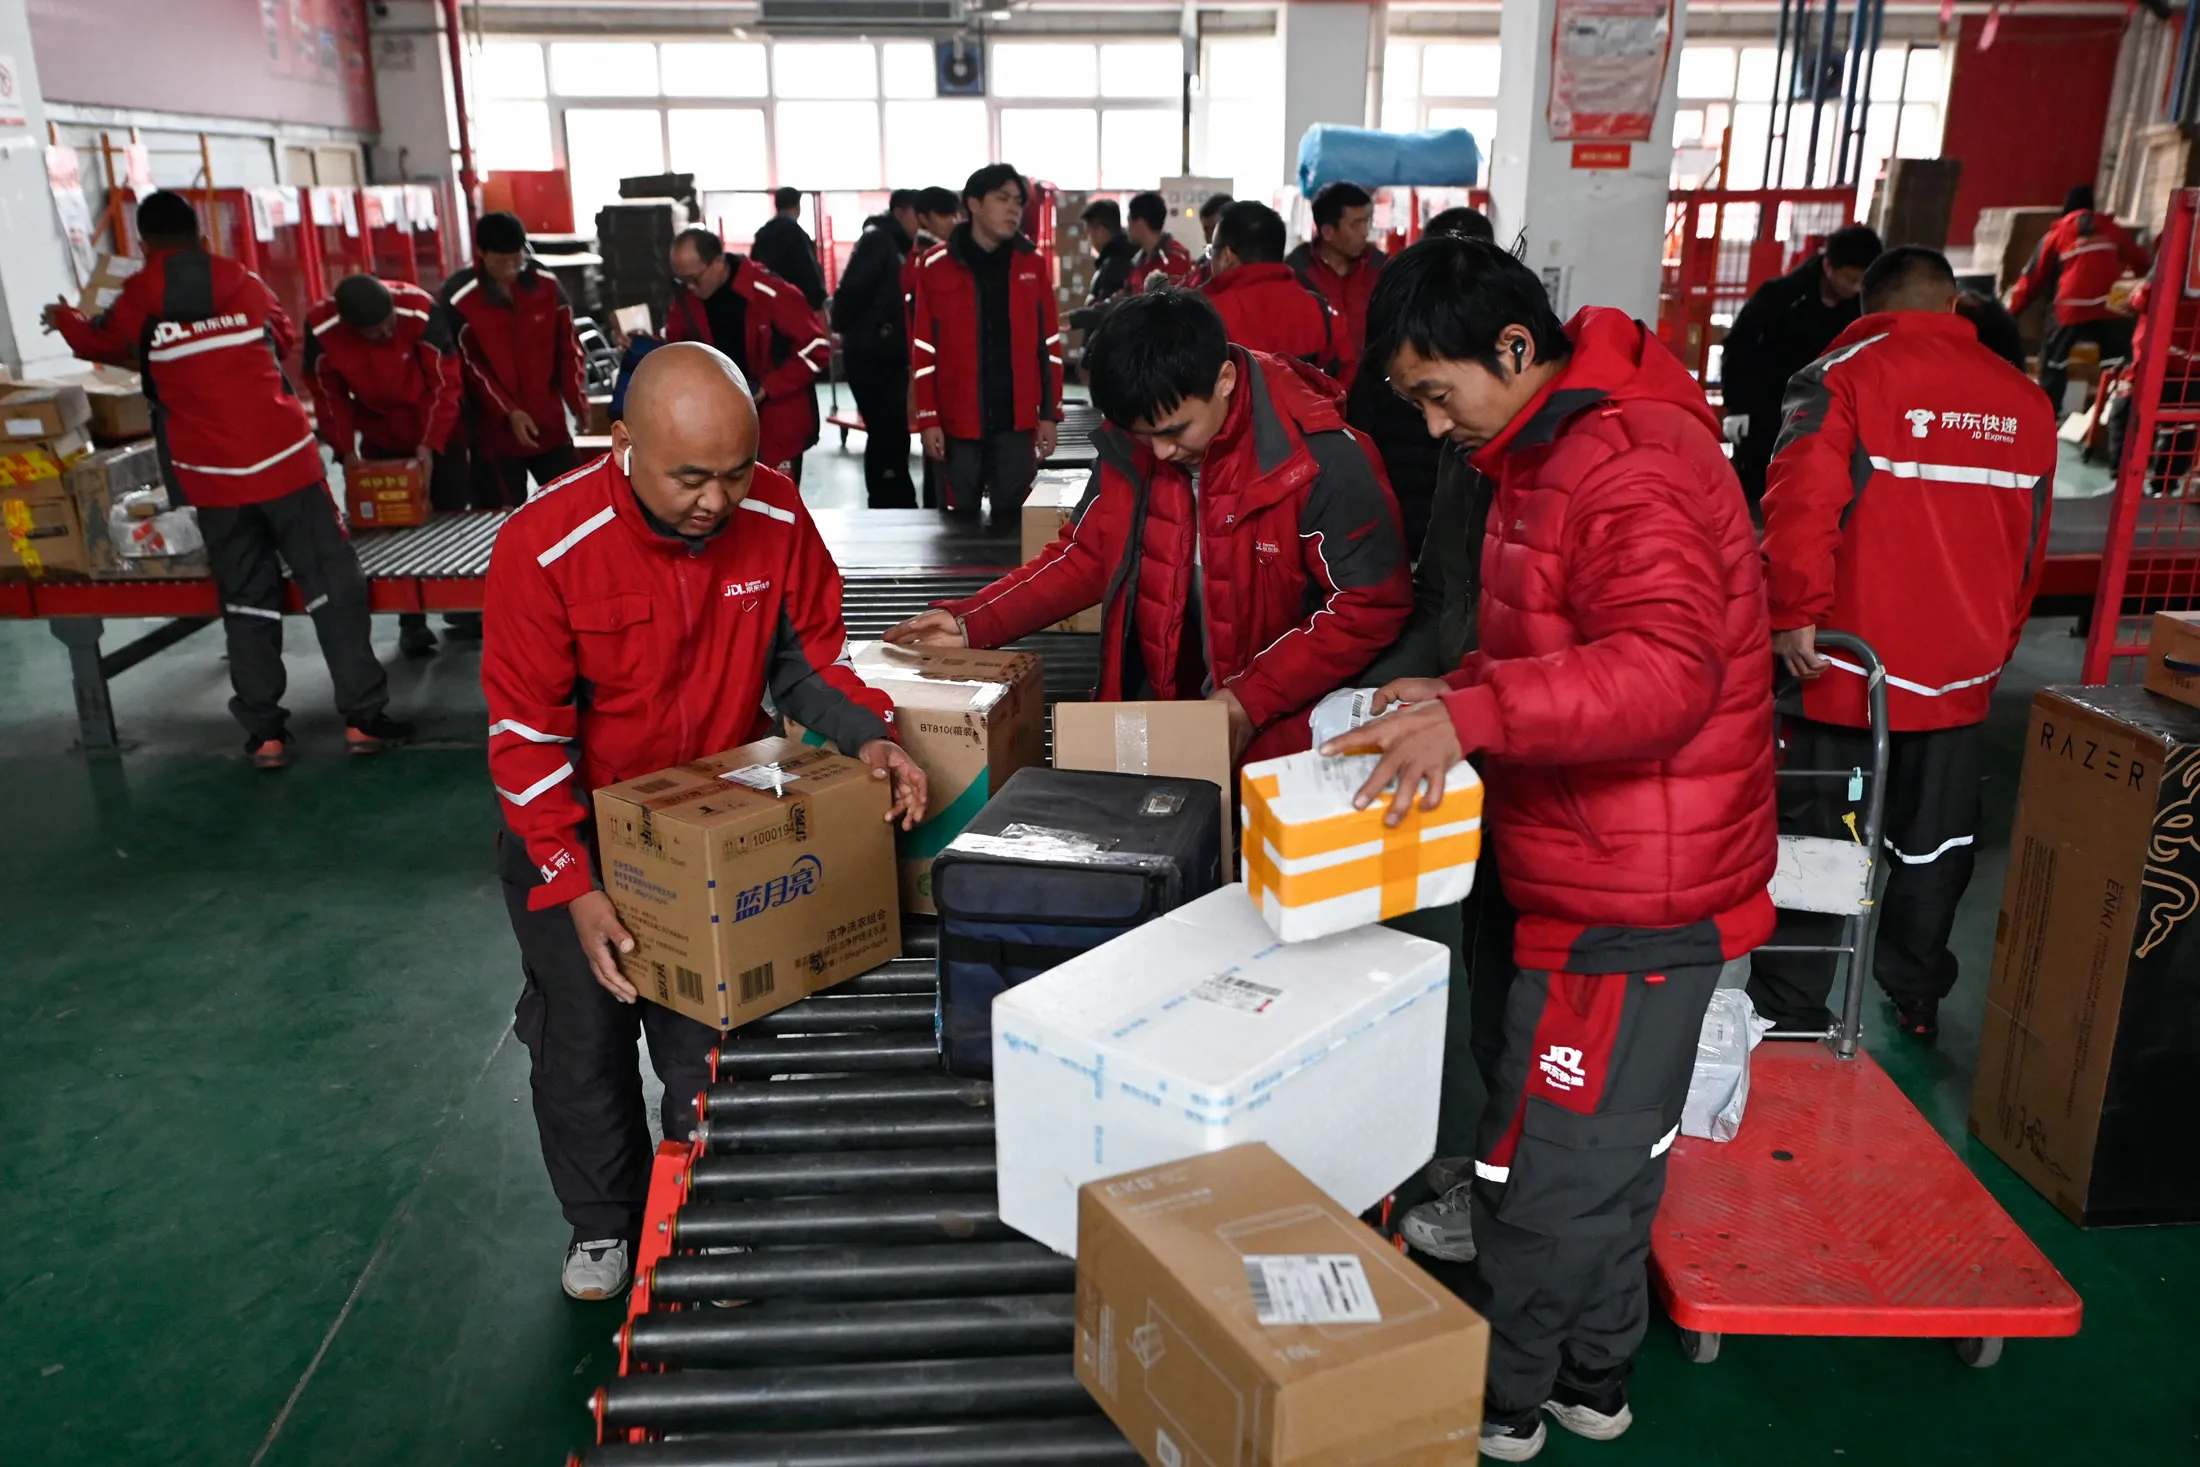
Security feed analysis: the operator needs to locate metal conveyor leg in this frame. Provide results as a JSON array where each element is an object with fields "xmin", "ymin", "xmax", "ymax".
[{"xmin": 49, "ymin": 618, "xmax": 117, "ymax": 752}]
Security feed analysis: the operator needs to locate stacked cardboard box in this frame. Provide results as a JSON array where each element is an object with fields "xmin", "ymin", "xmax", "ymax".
[
  {"xmin": 0, "ymin": 383, "xmax": 96, "ymax": 579},
  {"xmin": 1018, "ymin": 468, "xmax": 1103, "ymax": 632},
  {"xmin": 596, "ymin": 200, "xmax": 690, "ymax": 334},
  {"xmin": 68, "ymin": 442, "xmax": 207, "ymax": 580}
]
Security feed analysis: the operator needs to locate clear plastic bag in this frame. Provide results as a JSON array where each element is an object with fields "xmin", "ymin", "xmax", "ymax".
[
  {"xmin": 1307, "ymin": 687, "xmax": 1383, "ymax": 750},
  {"xmin": 1681, "ymin": 988, "xmax": 1773, "ymax": 1143}
]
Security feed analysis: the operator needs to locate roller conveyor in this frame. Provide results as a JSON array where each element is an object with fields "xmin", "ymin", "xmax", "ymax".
[
  {"xmin": 624, "ymin": 1295, "xmax": 1073, "ymax": 1367},
  {"xmin": 708, "ymin": 1033, "xmax": 942, "ymax": 1080},
  {"xmin": 599, "ymin": 1357, "xmax": 1094, "ymax": 1433},
  {"xmin": 668, "ymin": 1195, "xmax": 1006, "ymax": 1250},
  {"xmin": 697, "ymin": 1107, "xmax": 996, "ymax": 1155},
  {"xmin": 697, "ymin": 1075, "xmax": 989, "ymax": 1119},
  {"xmin": 686, "ymin": 1147, "xmax": 996, "ymax": 1199},
  {"xmin": 650, "ymin": 1242, "xmax": 1074, "ymax": 1305},
  {"xmin": 577, "ymin": 1418, "xmax": 1142, "ymax": 1466},
  {"xmin": 745, "ymin": 995, "xmax": 935, "ymax": 1036}
]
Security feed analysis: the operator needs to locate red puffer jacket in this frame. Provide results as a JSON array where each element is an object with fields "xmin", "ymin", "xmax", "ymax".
[
  {"xmin": 910, "ymin": 226, "xmax": 1062, "ymax": 441},
  {"xmin": 50, "ymin": 249, "xmax": 320, "ymax": 508},
  {"xmin": 665, "ymin": 256, "xmax": 832, "ymax": 470},
  {"xmin": 1204, "ymin": 263, "xmax": 1340, "ymax": 376},
  {"xmin": 2008, "ymin": 208, "xmax": 2150, "ymax": 327},
  {"xmin": 1129, "ymin": 234, "xmax": 1197, "ymax": 293},
  {"xmin": 441, "ymin": 260, "xmax": 584, "ymax": 458},
  {"xmin": 1285, "ymin": 242, "xmax": 1385, "ymax": 387},
  {"xmin": 304, "ymin": 281, "xmax": 462, "ymax": 456},
  {"xmin": 938, "ymin": 348, "xmax": 1412, "ymax": 762},
  {"xmin": 1443, "ymin": 308, "xmax": 1777, "ymax": 971}
]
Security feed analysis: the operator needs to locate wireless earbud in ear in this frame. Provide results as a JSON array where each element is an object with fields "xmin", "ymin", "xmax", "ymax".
[
  {"xmin": 623, "ymin": 444, "xmax": 633, "ymax": 475},
  {"xmin": 1511, "ymin": 339, "xmax": 1527, "ymax": 374}
]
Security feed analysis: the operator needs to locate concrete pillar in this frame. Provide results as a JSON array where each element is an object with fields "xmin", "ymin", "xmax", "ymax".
[
  {"xmin": 0, "ymin": 0, "xmax": 88, "ymax": 376},
  {"xmin": 1488, "ymin": 0, "xmax": 1685, "ymax": 321},
  {"xmin": 367, "ymin": 1, "xmax": 459, "ymax": 190},
  {"xmin": 1279, "ymin": 1, "xmax": 1376, "ymax": 192}
]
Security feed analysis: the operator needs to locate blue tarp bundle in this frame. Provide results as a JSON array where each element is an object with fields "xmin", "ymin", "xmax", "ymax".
[{"xmin": 1296, "ymin": 125, "xmax": 1482, "ymax": 196}]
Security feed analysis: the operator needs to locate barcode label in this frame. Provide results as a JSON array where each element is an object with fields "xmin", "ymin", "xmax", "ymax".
[
  {"xmin": 740, "ymin": 960, "xmax": 776, "ymax": 1003},
  {"xmin": 675, "ymin": 966, "xmax": 704, "ymax": 1003},
  {"xmin": 1242, "ymin": 1254, "xmax": 1383, "ymax": 1326},
  {"xmin": 720, "ymin": 763, "xmax": 798, "ymax": 793},
  {"xmin": 1190, "ymin": 973, "xmax": 1283, "ymax": 1014}
]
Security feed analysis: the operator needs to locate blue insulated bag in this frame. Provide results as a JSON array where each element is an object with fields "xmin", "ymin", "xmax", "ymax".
[{"xmin": 930, "ymin": 766, "xmax": 1224, "ymax": 1074}]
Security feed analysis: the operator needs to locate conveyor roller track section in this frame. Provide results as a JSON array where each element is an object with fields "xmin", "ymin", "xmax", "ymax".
[
  {"xmin": 685, "ymin": 1147, "xmax": 994, "ymax": 1200},
  {"xmin": 649, "ymin": 1241, "xmax": 1071, "ymax": 1304},
  {"xmin": 623, "ymin": 1294, "xmax": 1073, "ymax": 1366},
  {"xmin": 575, "ymin": 1416, "xmax": 1142, "ymax": 1465}
]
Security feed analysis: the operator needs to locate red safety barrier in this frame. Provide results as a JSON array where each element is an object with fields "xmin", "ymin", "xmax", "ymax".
[{"xmin": 1658, "ymin": 187, "xmax": 1856, "ymax": 382}]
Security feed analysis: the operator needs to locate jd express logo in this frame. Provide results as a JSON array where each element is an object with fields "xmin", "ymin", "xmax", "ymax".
[
  {"xmin": 1538, "ymin": 1044, "xmax": 1588, "ymax": 1091},
  {"xmin": 733, "ymin": 852, "xmax": 822, "ymax": 921},
  {"xmin": 1906, "ymin": 408, "xmax": 2020, "ymax": 443},
  {"xmin": 152, "ymin": 315, "xmax": 248, "ymax": 346},
  {"xmin": 722, "ymin": 578, "xmax": 771, "ymax": 597}
]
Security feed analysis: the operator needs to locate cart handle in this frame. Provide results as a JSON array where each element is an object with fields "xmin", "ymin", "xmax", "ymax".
[{"xmin": 1804, "ymin": 631, "xmax": 1891, "ymax": 1061}]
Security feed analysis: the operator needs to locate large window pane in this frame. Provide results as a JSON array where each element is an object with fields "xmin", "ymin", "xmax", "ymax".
[
  {"xmin": 1197, "ymin": 96, "xmax": 1280, "ymax": 204},
  {"xmin": 1205, "ymin": 38, "xmax": 1280, "ymax": 100},
  {"xmin": 1001, "ymin": 107, "xmax": 1098, "ymax": 188},
  {"xmin": 1102, "ymin": 109, "xmax": 1179, "ymax": 188},
  {"xmin": 549, "ymin": 43, "xmax": 660, "ymax": 98},
  {"xmin": 1736, "ymin": 47, "xmax": 1777, "ymax": 103},
  {"xmin": 1903, "ymin": 46, "xmax": 1945, "ymax": 103},
  {"xmin": 566, "ymin": 109, "xmax": 666, "ymax": 227},
  {"xmin": 882, "ymin": 41, "xmax": 935, "ymax": 99},
  {"xmin": 994, "ymin": 43, "xmax": 1097, "ymax": 98},
  {"xmin": 701, "ymin": 191, "xmax": 775, "ymax": 246},
  {"xmin": 1420, "ymin": 43, "xmax": 1501, "ymax": 99},
  {"xmin": 776, "ymin": 100, "xmax": 881, "ymax": 187},
  {"xmin": 1676, "ymin": 45, "xmax": 1736, "ymax": 101},
  {"xmin": 1729, "ymin": 104, "xmax": 1772, "ymax": 188},
  {"xmin": 1870, "ymin": 46, "xmax": 1908, "ymax": 103},
  {"xmin": 1895, "ymin": 103, "xmax": 1940, "ymax": 159},
  {"xmin": 1101, "ymin": 43, "xmax": 1180, "ymax": 99},
  {"xmin": 475, "ymin": 42, "xmax": 545, "ymax": 100},
  {"xmin": 773, "ymin": 42, "xmax": 877, "ymax": 99},
  {"xmin": 476, "ymin": 100, "xmax": 553, "ymax": 171},
  {"xmin": 1381, "ymin": 94, "xmax": 1418, "ymax": 134},
  {"xmin": 660, "ymin": 43, "xmax": 767, "ymax": 98},
  {"xmin": 669, "ymin": 109, "xmax": 769, "ymax": 190},
  {"xmin": 1383, "ymin": 42, "xmax": 1420, "ymax": 100},
  {"xmin": 884, "ymin": 100, "xmax": 988, "ymax": 189}
]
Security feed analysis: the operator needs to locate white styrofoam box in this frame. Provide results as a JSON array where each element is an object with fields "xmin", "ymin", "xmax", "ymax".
[
  {"xmin": 992, "ymin": 883, "xmax": 1450, "ymax": 1256},
  {"xmin": 1246, "ymin": 842, "xmax": 1477, "ymax": 944},
  {"xmin": 1767, "ymin": 833, "xmax": 1875, "ymax": 914}
]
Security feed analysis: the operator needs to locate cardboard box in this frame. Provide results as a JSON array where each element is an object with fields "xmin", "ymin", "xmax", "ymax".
[
  {"xmin": 1970, "ymin": 686, "xmax": 2200, "ymax": 1226},
  {"xmin": 68, "ymin": 443, "xmax": 208, "ymax": 580},
  {"xmin": 1242, "ymin": 750, "xmax": 1481, "ymax": 943},
  {"xmin": 1053, "ymin": 699, "xmax": 1237, "ymax": 872},
  {"xmin": 793, "ymin": 641, "xmax": 1046, "ymax": 914},
  {"xmin": 593, "ymin": 737, "xmax": 903, "ymax": 1030},
  {"xmin": 60, "ymin": 370, "xmax": 153, "ymax": 442},
  {"xmin": 0, "ymin": 432, "xmax": 93, "ymax": 491},
  {"xmin": 0, "ymin": 382, "xmax": 92, "ymax": 442},
  {"xmin": 1, "ymin": 482, "xmax": 89, "ymax": 579},
  {"xmin": 345, "ymin": 457, "xmax": 429, "ymax": 527},
  {"xmin": 1020, "ymin": 468, "xmax": 1102, "ymax": 633},
  {"xmin": 2143, "ymin": 611, "xmax": 2200, "ymax": 712},
  {"xmin": 76, "ymin": 253, "xmax": 142, "ymax": 316},
  {"xmin": 1076, "ymin": 1143, "xmax": 1486, "ymax": 1467},
  {"xmin": 995, "ymin": 884, "xmax": 1449, "ymax": 1255}
]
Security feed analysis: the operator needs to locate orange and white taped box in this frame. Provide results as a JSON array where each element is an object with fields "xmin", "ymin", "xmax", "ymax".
[{"xmin": 1241, "ymin": 749, "xmax": 1481, "ymax": 942}]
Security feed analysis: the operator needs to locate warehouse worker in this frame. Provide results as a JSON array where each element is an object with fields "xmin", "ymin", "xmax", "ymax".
[
  {"xmin": 909, "ymin": 164, "xmax": 1062, "ymax": 530},
  {"xmin": 43, "ymin": 190, "xmax": 411, "ymax": 768},
  {"xmin": 2008, "ymin": 185, "xmax": 2151, "ymax": 420},
  {"xmin": 1078, "ymin": 198, "xmax": 1138, "ymax": 307},
  {"xmin": 483, "ymin": 342, "xmax": 927, "ymax": 1300},
  {"xmin": 832, "ymin": 193, "xmax": 919, "ymax": 507},
  {"xmin": 750, "ymin": 185, "xmax": 830, "ymax": 311},
  {"xmin": 1184, "ymin": 192, "xmax": 1234, "ymax": 289},
  {"xmin": 905, "ymin": 187, "xmax": 964, "ymax": 511},
  {"xmin": 885, "ymin": 290, "xmax": 1411, "ymax": 765},
  {"xmin": 1285, "ymin": 181, "xmax": 1385, "ymax": 385},
  {"xmin": 1125, "ymin": 191, "xmax": 1196, "ymax": 293},
  {"xmin": 1329, "ymin": 236, "xmax": 1775, "ymax": 1458},
  {"xmin": 1201, "ymin": 201, "xmax": 1340, "ymax": 374},
  {"xmin": 306, "ymin": 273, "xmax": 469, "ymax": 658},
  {"xmin": 1719, "ymin": 223, "xmax": 1883, "ymax": 504},
  {"xmin": 665, "ymin": 227, "xmax": 832, "ymax": 485},
  {"xmin": 1753, "ymin": 247, "xmax": 2055, "ymax": 1040},
  {"xmin": 442, "ymin": 212, "xmax": 587, "ymax": 507}
]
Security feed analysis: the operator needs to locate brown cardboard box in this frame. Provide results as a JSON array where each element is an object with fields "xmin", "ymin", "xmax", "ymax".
[
  {"xmin": 0, "ymin": 382, "xmax": 92, "ymax": 442},
  {"xmin": 68, "ymin": 443, "xmax": 208, "ymax": 580},
  {"xmin": 1970, "ymin": 686, "xmax": 2200, "ymax": 1226},
  {"xmin": 346, "ymin": 458, "xmax": 430, "ymax": 527},
  {"xmin": 1021, "ymin": 469, "xmax": 1102, "ymax": 633},
  {"xmin": 791, "ymin": 641, "xmax": 1046, "ymax": 914},
  {"xmin": 1, "ymin": 482, "xmax": 89, "ymax": 579},
  {"xmin": 0, "ymin": 432, "xmax": 94, "ymax": 491},
  {"xmin": 76, "ymin": 253, "xmax": 142, "ymax": 316},
  {"xmin": 2143, "ymin": 611, "xmax": 2200, "ymax": 712},
  {"xmin": 594, "ymin": 737, "xmax": 903, "ymax": 1031},
  {"xmin": 59, "ymin": 370, "xmax": 153, "ymax": 442},
  {"xmin": 1053, "ymin": 700, "xmax": 1237, "ymax": 874},
  {"xmin": 1076, "ymin": 1143, "xmax": 1486, "ymax": 1467}
]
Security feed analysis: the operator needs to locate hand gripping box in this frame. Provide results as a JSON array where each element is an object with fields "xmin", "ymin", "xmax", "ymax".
[
  {"xmin": 993, "ymin": 884, "xmax": 1449, "ymax": 1255},
  {"xmin": 1241, "ymin": 750, "xmax": 1481, "ymax": 943}
]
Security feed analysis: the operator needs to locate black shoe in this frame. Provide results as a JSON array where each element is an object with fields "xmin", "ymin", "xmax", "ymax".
[
  {"xmin": 441, "ymin": 612, "xmax": 484, "ymax": 640},
  {"xmin": 346, "ymin": 713, "xmax": 416, "ymax": 755},
  {"xmin": 398, "ymin": 622, "xmax": 439, "ymax": 658},
  {"xmin": 1891, "ymin": 995, "xmax": 1939, "ymax": 1039}
]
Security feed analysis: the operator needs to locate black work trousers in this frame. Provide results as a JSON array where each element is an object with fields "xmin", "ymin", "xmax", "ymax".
[
  {"xmin": 1748, "ymin": 717, "xmax": 1985, "ymax": 1025},
  {"xmin": 476, "ymin": 442, "xmax": 583, "ymax": 509},
  {"xmin": 846, "ymin": 355, "xmax": 916, "ymax": 508},
  {"xmin": 942, "ymin": 431, "xmax": 1036, "ymax": 526},
  {"xmin": 2040, "ymin": 316, "xmax": 2135, "ymax": 421},
  {"xmin": 1464, "ymin": 960, "xmax": 1722, "ymax": 1426},
  {"xmin": 498, "ymin": 830, "xmax": 716, "ymax": 1241},
  {"xmin": 196, "ymin": 481, "xmax": 388, "ymax": 743}
]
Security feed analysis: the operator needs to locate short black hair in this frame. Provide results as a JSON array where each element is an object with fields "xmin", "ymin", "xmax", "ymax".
[
  {"xmin": 1081, "ymin": 198, "xmax": 1122, "ymax": 233},
  {"xmin": 1364, "ymin": 235, "xmax": 1571, "ymax": 380},
  {"xmin": 1312, "ymin": 182, "xmax": 1373, "ymax": 231},
  {"xmin": 1213, "ymin": 201, "xmax": 1287, "ymax": 265},
  {"xmin": 2063, "ymin": 184, "xmax": 2096, "ymax": 216},
  {"xmin": 889, "ymin": 188, "xmax": 918, "ymax": 212},
  {"xmin": 1084, "ymin": 290, "xmax": 1231, "ymax": 430},
  {"xmin": 1199, "ymin": 192, "xmax": 1234, "ymax": 222},
  {"xmin": 476, "ymin": 211, "xmax": 527, "ymax": 254},
  {"xmin": 673, "ymin": 226, "xmax": 724, "ymax": 263},
  {"xmin": 963, "ymin": 164, "xmax": 1027, "ymax": 207},
  {"xmin": 1824, "ymin": 223, "xmax": 1883, "ymax": 273},
  {"xmin": 1424, "ymin": 207, "xmax": 1494, "ymax": 243},
  {"xmin": 1956, "ymin": 291, "xmax": 2026, "ymax": 371},
  {"xmin": 773, "ymin": 186, "xmax": 802, "ymax": 212},
  {"xmin": 334, "ymin": 273, "xmax": 394, "ymax": 329},
  {"xmin": 1861, "ymin": 245, "xmax": 1957, "ymax": 312},
  {"xmin": 1127, "ymin": 192, "xmax": 1167, "ymax": 230},
  {"xmin": 135, "ymin": 190, "xmax": 199, "ymax": 246},
  {"xmin": 917, "ymin": 186, "xmax": 960, "ymax": 218}
]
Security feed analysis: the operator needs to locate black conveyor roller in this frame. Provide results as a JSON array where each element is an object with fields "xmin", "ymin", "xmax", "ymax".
[
  {"xmin": 669, "ymin": 1194, "xmax": 1005, "ymax": 1249},
  {"xmin": 817, "ymin": 964, "xmax": 937, "ymax": 997},
  {"xmin": 698, "ymin": 1107, "xmax": 995, "ymax": 1154},
  {"xmin": 651, "ymin": 1241, "xmax": 1073, "ymax": 1304},
  {"xmin": 624, "ymin": 1294, "xmax": 1075, "ymax": 1366},
  {"xmin": 596, "ymin": 1355, "xmax": 1091, "ymax": 1431},
  {"xmin": 748, "ymin": 995, "xmax": 936, "ymax": 1035},
  {"xmin": 575, "ymin": 1417, "xmax": 1140, "ymax": 1466},
  {"xmin": 687, "ymin": 1148, "xmax": 994, "ymax": 1199},
  {"xmin": 710, "ymin": 1034, "xmax": 940, "ymax": 1080},
  {"xmin": 699, "ymin": 1074, "xmax": 990, "ymax": 1118}
]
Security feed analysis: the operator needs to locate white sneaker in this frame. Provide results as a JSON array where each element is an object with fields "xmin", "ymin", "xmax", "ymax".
[
  {"xmin": 1479, "ymin": 1418, "xmax": 1547, "ymax": 1460},
  {"xmin": 562, "ymin": 1237, "xmax": 633, "ymax": 1300},
  {"xmin": 1544, "ymin": 1397, "xmax": 1634, "ymax": 1441}
]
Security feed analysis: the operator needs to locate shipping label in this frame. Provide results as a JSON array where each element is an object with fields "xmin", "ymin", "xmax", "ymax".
[{"xmin": 1241, "ymin": 1254, "xmax": 1383, "ymax": 1326}]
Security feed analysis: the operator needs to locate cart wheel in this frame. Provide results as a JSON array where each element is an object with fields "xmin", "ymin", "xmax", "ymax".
[
  {"xmin": 1955, "ymin": 1336, "xmax": 2002, "ymax": 1369},
  {"xmin": 1678, "ymin": 1328, "xmax": 1721, "ymax": 1364},
  {"xmin": 839, "ymin": 428, "xmax": 850, "ymax": 449}
]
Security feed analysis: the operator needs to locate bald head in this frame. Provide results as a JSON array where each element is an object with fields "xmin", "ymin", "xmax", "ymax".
[{"xmin": 614, "ymin": 342, "xmax": 761, "ymax": 539}]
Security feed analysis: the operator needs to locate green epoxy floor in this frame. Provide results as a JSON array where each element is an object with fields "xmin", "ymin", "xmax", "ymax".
[{"xmin": 5, "ymin": 586, "xmax": 2199, "ymax": 1462}]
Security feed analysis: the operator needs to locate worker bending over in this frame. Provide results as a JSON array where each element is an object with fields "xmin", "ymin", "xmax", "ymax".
[
  {"xmin": 1124, "ymin": 192, "xmax": 1196, "ymax": 292},
  {"xmin": 909, "ymin": 164, "xmax": 1062, "ymax": 530},
  {"xmin": 886, "ymin": 291, "xmax": 1410, "ymax": 765},
  {"xmin": 1286, "ymin": 181, "xmax": 1384, "ymax": 385},
  {"xmin": 484, "ymin": 343, "xmax": 927, "ymax": 1300},
  {"xmin": 307, "ymin": 273, "xmax": 469, "ymax": 657},
  {"xmin": 45, "ymin": 191, "xmax": 411, "ymax": 768},
  {"xmin": 442, "ymin": 212, "xmax": 586, "ymax": 505},
  {"xmin": 1202, "ymin": 201, "xmax": 1340, "ymax": 374},
  {"xmin": 665, "ymin": 226, "xmax": 831, "ymax": 484},
  {"xmin": 1332, "ymin": 237, "xmax": 1775, "ymax": 1459},
  {"xmin": 1753, "ymin": 246, "xmax": 2054, "ymax": 1039},
  {"xmin": 2008, "ymin": 185, "xmax": 2150, "ymax": 419}
]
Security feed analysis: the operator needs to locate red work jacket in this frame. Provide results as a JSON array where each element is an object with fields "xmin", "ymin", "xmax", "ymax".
[
  {"xmin": 664, "ymin": 256, "xmax": 831, "ymax": 470},
  {"xmin": 441, "ymin": 260, "xmax": 584, "ymax": 459},
  {"xmin": 1204, "ymin": 263, "xmax": 1340, "ymax": 376},
  {"xmin": 304, "ymin": 281, "xmax": 461, "ymax": 455},
  {"xmin": 1128, "ymin": 234, "xmax": 1197, "ymax": 293},
  {"xmin": 2008, "ymin": 209, "xmax": 2150, "ymax": 327},
  {"xmin": 1286, "ymin": 242, "xmax": 1386, "ymax": 386},
  {"xmin": 910, "ymin": 226, "xmax": 1062, "ymax": 441}
]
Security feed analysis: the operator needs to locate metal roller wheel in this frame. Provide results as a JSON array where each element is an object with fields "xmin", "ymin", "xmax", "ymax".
[
  {"xmin": 1678, "ymin": 1328, "xmax": 1721, "ymax": 1364},
  {"xmin": 1955, "ymin": 1336, "xmax": 2002, "ymax": 1368}
]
